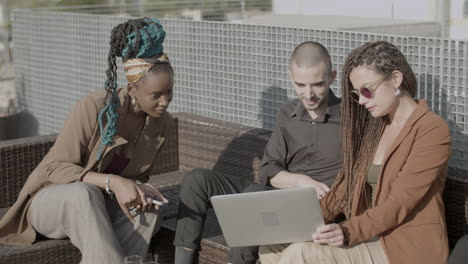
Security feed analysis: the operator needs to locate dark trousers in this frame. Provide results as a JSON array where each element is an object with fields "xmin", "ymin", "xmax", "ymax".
[
  {"xmin": 449, "ymin": 234, "xmax": 468, "ymax": 264},
  {"xmin": 174, "ymin": 168, "xmax": 272, "ymax": 264}
]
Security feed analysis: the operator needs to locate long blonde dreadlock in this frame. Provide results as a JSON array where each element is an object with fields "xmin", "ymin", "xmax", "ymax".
[{"xmin": 328, "ymin": 41, "xmax": 418, "ymax": 217}]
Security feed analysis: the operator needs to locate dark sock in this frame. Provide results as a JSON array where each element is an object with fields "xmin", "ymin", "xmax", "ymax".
[{"xmin": 174, "ymin": 246, "xmax": 195, "ymax": 264}]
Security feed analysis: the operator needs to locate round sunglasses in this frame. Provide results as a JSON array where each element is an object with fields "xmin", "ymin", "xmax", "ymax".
[{"xmin": 350, "ymin": 73, "xmax": 391, "ymax": 103}]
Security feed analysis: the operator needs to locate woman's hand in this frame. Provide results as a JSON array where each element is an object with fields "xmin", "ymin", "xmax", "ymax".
[
  {"xmin": 109, "ymin": 175, "xmax": 144, "ymax": 223},
  {"xmin": 312, "ymin": 223, "xmax": 345, "ymax": 247},
  {"xmin": 137, "ymin": 183, "xmax": 168, "ymax": 211}
]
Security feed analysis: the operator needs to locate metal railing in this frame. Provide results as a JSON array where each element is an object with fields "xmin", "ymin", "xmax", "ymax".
[{"xmin": 11, "ymin": 10, "xmax": 468, "ymax": 170}]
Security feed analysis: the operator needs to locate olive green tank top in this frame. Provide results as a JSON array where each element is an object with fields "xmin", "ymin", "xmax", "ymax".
[{"xmin": 367, "ymin": 163, "xmax": 382, "ymax": 206}]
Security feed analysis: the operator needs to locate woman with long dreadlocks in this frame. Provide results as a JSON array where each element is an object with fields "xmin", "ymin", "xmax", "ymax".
[
  {"xmin": 0, "ymin": 17, "xmax": 174, "ymax": 263},
  {"xmin": 259, "ymin": 41, "xmax": 451, "ymax": 264}
]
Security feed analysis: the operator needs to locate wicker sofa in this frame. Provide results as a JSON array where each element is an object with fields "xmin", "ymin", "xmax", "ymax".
[{"xmin": 1, "ymin": 113, "xmax": 467, "ymax": 264}]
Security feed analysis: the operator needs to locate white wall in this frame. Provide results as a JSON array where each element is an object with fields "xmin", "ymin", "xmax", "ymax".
[
  {"xmin": 273, "ymin": 0, "xmax": 438, "ymax": 21},
  {"xmin": 272, "ymin": 0, "xmax": 468, "ymax": 39},
  {"xmin": 450, "ymin": 0, "xmax": 465, "ymax": 19},
  {"xmin": 449, "ymin": 0, "xmax": 468, "ymax": 39},
  {"xmin": 450, "ymin": 20, "xmax": 468, "ymax": 39}
]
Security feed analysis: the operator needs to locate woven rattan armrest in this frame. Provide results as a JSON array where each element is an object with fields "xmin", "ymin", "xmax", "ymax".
[
  {"xmin": 444, "ymin": 168, "xmax": 468, "ymax": 248},
  {"xmin": 0, "ymin": 134, "xmax": 57, "ymax": 208}
]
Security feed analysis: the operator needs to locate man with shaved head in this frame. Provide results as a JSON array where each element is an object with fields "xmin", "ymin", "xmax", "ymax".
[
  {"xmin": 261, "ymin": 41, "xmax": 341, "ymax": 196},
  {"xmin": 256, "ymin": 41, "xmax": 342, "ymax": 263},
  {"xmin": 290, "ymin": 41, "xmax": 333, "ymax": 114},
  {"xmin": 174, "ymin": 41, "xmax": 342, "ymax": 264}
]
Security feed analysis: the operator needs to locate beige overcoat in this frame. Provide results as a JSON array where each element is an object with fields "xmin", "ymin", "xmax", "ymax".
[{"xmin": 0, "ymin": 88, "xmax": 173, "ymax": 244}]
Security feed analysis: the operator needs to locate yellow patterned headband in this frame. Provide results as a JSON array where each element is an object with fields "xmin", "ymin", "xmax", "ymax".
[{"xmin": 123, "ymin": 53, "xmax": 169, "ymax": 83}]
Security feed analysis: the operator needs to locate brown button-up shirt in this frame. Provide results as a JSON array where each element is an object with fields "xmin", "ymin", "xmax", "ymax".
[{"xmin": 261, "ymin": 91, "xmax": 342, "ymax": 186}]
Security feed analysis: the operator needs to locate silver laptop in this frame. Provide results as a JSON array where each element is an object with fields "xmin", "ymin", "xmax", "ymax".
[{"xmin": 210, "ymin": 187, "xmax": 324, "ymax": 247}]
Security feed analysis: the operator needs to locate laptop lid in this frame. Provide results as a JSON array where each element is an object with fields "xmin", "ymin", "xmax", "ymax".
[{"xmin": 210, "ymin": 187, "xmax": 324, "ymax": 247}]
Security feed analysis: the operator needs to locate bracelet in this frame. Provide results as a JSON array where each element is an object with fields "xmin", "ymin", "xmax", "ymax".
[{"xmin": 105, "ymin": 174, "xmax": 114, "ymax": 197}]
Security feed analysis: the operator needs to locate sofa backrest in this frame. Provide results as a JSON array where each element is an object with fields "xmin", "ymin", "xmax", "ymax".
[{"xmin": 174, "ymin": 113, "xmax": 271, "ymax": 184}]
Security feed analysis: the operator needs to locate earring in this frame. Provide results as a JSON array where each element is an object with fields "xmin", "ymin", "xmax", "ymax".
[
  {"xmin": 395, "ymin": 88, "xmax": 401, "ymax": 96},
  {"xmin": 131, "ymin": 96, "xmax": 136, "ymax": 106}
]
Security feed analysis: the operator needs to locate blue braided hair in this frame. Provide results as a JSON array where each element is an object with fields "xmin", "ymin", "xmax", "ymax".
[{"xmin": 97, "ymin": 17, "xmax": 166, "ymax": 160}]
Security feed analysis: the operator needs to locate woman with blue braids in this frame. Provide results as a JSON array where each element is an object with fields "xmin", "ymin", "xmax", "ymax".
[{"xmin": 0, "ymin": 18, "xmax": 174, "ymax": 263}]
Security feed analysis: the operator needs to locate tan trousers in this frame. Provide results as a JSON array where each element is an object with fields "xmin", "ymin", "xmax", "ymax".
[
  {"xmin": 259, "ymin": 238, "xmax": 388, "ymax": 264},
  {"xmin": 29, "ymin": 182, "xmax": 161, "ymax": 264}
]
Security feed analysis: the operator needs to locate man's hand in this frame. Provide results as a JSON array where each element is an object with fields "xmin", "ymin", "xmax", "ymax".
[
  {"xmin": 270, "ymin": 171, "xmax": 330, "ymax": 199},
  {"xmin": 296, "ymin": 176, "xmax": 330, "ymax": 199}
]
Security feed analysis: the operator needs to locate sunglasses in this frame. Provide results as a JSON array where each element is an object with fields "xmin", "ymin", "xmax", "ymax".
[{"xmin": 350, "ymin": 73, "xmax": 391, "ymax": 103}]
